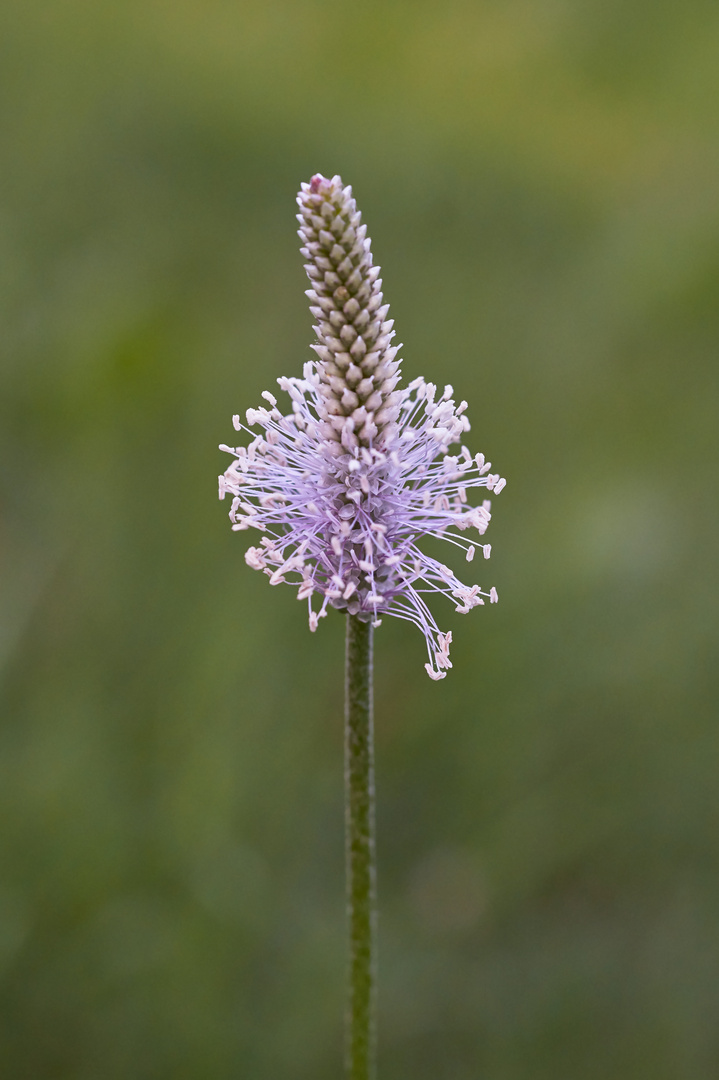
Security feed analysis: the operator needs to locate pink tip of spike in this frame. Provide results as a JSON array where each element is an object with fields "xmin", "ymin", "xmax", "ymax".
[{"xmin": 309, "ymin": 174, "xmax": 324, "ymax": 193}]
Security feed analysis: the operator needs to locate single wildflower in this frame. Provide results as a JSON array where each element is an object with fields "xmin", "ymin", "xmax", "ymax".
[{"xmin": 218, "ymin": 173, "xmax": 505, "ymax": 680}]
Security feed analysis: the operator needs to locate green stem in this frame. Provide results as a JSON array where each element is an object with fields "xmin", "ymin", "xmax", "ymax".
[{"xmin": 345, "ymin": 614, "xmax": 377, "ymax": 1080}]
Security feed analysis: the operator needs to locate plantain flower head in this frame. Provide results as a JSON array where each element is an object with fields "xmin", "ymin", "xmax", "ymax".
[{"xmin": 218, "ymin": 173, "xmax": 505, "ymax": 679}]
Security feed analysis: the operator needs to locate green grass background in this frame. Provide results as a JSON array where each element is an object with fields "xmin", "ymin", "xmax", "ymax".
[{"xmin": 1, "ymin": 1, "xmax": 718, "ymax": 1076}]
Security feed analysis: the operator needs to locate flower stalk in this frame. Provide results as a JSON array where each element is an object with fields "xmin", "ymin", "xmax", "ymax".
[
  {"xmin": 218, "ymin": 170, "xmax": 507, "ymax": 1078},
  {"xmin": 344, "ymin": 614, "xmax": 377, "ymax": 1080}
]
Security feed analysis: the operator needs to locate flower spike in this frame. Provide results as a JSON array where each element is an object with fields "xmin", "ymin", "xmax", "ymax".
[{"xmin": 219, "ymin": 173, "xmax": 505, "ymax": 679}]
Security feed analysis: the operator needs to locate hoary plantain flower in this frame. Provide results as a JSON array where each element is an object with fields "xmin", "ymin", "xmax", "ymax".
[{"xmin": 218, "ymin": 173, "xmax": 505, "ymax": 680}]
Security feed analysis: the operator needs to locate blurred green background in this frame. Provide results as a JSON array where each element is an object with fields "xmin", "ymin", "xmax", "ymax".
[{"xmin": 1, "ymin": 0, "xmax": 718, "ymax": 1076}]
